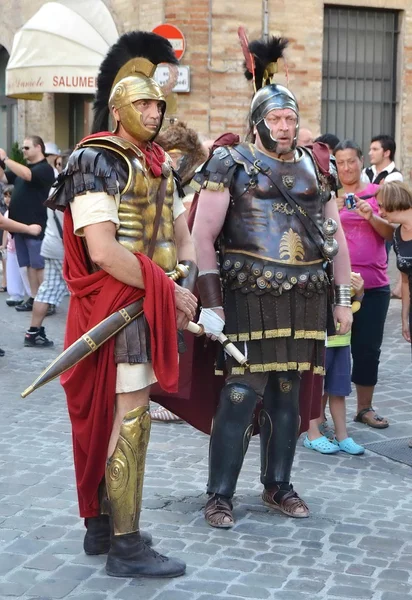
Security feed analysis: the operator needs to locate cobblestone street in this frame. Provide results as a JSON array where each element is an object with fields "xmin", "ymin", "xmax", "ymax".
[{"xmin": 1, "ymin": 289, "xmax": 412, "ymax": 600}]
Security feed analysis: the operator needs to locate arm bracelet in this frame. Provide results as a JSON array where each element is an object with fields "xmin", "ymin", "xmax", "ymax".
[
  {"xmin": 335, "ymin": 284, "xmax": 352, "ymax": 307},
  {"xmin": 176, "ymin": 260, "xmax": 199, "ymax": 294},
  {"xmin": 197, "ymin": 272, "xmax": 223, "ymax": 308}
]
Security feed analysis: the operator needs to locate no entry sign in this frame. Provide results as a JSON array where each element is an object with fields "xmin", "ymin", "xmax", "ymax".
[{"xmin": 153, "ymin": 24, "xmax": 186, "ymax": 61}]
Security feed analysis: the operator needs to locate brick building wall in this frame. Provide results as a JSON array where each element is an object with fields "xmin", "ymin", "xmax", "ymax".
[{"xmin": 1, "ymin": 0, "xmax": 411, "ymax": 178}]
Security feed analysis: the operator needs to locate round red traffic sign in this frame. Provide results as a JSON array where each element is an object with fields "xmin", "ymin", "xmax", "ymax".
[{"xmin": 153, "ymin": 24, "xmax": 186, "ymax": 61}]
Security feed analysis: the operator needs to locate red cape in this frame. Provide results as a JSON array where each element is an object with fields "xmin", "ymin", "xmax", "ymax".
[
  {"xmin": 62, "ymin": 208, "xmax": 178, "ymax": 518},
  {"xmin": 151, "ymin": 133, "xmax": 324, "ymax": 434}
]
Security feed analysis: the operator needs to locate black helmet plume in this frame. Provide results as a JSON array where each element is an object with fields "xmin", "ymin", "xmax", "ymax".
[
  {"xmin": 92, "ymin": 31, "xmax": 179, "ymax": 133},
  {"xmin": 244, "ymin": 36, "xmax": 289, "ymax": 90}
]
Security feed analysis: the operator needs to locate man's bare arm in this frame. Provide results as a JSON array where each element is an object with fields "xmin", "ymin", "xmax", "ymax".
[
  {"xmin": 0, "ymin": 149, "xmax": 32, "ymax": 181},
  {"xmin": 0, "ymin": 214, "xmax": 41, "ymax": 235},
  {"xmin": 192, "ymin": 189, "xmax": 230, "ymax": 271},
  {"xmin": 174, "ymin": 212, "xmax": 196, "ymax": 263},
  {"xmin": 325, "ymin": 198, "xmax": 351, "ymax": 285},
  {"xmin": 325, "ymin": 197, "xmax": 353, "ymax": 335},
  {"xmin": 84, "ymin": 221, "xmax": 146, "ymax": 288},
  {"xmin": 84, "ymin": 220, "xmax": 197, "ymax": 320}
]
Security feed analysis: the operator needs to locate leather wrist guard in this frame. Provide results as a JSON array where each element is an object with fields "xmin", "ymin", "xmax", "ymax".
[
  {"xmin": 197, "ymin": 272, "xmax": 223, "ymax": 308},
  {"xmin": 177, "ymin": 260, "xmax": 199, "ymax": 294}
]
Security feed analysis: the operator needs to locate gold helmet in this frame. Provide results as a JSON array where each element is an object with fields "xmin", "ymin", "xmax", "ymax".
[{"xmin": 92, "ymin": 31, "xmax": 178, "ymax": 142}]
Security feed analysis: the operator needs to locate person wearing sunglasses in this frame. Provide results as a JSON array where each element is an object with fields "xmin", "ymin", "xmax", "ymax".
[{"xmin": 0, "ymin": 136, "xmax": 55, "ymax": 313}]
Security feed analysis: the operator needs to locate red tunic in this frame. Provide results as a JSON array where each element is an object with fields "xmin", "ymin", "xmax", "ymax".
[{"xmin": 62, "ymin": 193, "xmax": 178, "ymax": 518}]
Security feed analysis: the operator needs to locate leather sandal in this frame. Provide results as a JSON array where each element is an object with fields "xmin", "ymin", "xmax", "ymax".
[
  {"xmin": 354, "ymin": 407, "xmax": 389, "ymax": 429},
  {"xmin": 204, "ymin": 495, "xmax": 234, "ymax": 528},
  {"xmin": 262, "ymin": 484, "xmax": 309, "ymax": 518}
]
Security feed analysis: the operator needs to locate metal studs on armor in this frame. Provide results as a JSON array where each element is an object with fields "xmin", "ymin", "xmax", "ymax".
[
  {"xmin": 279, "ymin": 379, "xmax": 293, "ymax": 393},
  {"xmin": 257, "ymin": 277, "xmax": 267, "ymax": 289},
  {"xmin": 275, "ymin": 271, "xmax": 284, "ymax": 280},
  {"xmin": 290, "ymin": 276, "xmax": 297, "ymax": 285},
  {"xmin": 283, "ymin": 282, "xmax": 292, "ymax": 291},
  {"xmin": 230, "ymin": 389, "xmax": 245, "ymax": 404}
]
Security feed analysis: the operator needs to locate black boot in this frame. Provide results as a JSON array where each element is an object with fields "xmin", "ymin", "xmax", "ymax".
[
  {"xmin": 84, "ymin": 515, "xmax": 153, "ymax": 555},
  {"xmin": 260, "ymin": 372, "xmax": 301, "ymax": 486},
  {"xmin": 207, "ymin": 383, "xmax": 257, "ymax": 497},
  {"xmin": 106, "ymin": 532, "xmax": 186, "ymax": 578}
]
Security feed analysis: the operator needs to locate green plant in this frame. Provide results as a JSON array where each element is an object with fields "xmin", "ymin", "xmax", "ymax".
[{"xmin": 9, "ymin": 142, "xmax": 26, "ymax": 165}]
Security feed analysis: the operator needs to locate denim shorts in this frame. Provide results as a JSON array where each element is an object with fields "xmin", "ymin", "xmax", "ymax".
[
  {"xmin": 324, "ymin": 345, "xmax": 352, "ymax": 397},
  {"xmin": 14, "ymin": 234, "xmax": 45, "ymax": 270}
]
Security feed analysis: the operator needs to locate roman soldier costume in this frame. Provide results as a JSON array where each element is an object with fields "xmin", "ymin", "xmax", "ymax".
[
  {"xmin": 191, "ymin": 34, "xmax": 338, "ymax": 527},
  {"xmin": 47, "ymin": 31, "xmax": 197, "ymax": 578}
]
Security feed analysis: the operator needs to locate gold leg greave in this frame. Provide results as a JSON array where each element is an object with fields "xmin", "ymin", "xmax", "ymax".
[{"xmin": 106, "ymin": 405, "xmax": 151, "ymax": 536}]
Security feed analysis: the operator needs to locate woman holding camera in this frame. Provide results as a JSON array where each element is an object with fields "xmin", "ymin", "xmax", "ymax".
[{"xmin": 334, "ymin": 140, "xmax": 395, "ymax": 428}]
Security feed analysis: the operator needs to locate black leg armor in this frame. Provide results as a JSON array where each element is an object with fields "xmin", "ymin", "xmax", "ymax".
[
  {"xmin": 259, "ymin": 372, "xmax": 300, "ymax": 487},
  {"xmin": 207, "ymin": 383, "xmax": 257, "ymax": 498}
]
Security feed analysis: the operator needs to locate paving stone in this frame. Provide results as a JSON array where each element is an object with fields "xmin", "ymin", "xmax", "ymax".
[
  {"xmin": 227, "ymin": 584, "xmax": 270, "ymax": 598},
  {"xmin": 378, "ymin": 568, "xmax": 410, "ymax": 582},
  {"xmin": 210, "ymin": 558, "xmax": 256, "ymax": 572},
  {"xmin": 284, "ymin": 578, "xmax": 325, "ymax": 593},
  {"xmin": 195, "ymin": 568, "xmax": 240, "ymax": 582},
  {"xmin": 175, "ymin": 580, "xmax": 227, "ymax": 594},
  {"xmin": 346, "ymin": 564, "xmax": 375, "ymax": 577},
  {"xmin": 237, "ymin": 574, "xmax": 285, "ymax": 589},
  {"xmin": 24, "ymin": 578, "xmax": 81, "ymax": 598},
  {"xmin": 375, "ymin": 580, "xmax": 412, "ymax": 594},
  {"xmin": 151, "ymin": 591, "xmax": 195, "ymax": 600},
  {"xmin": 25, "ymin": 553, "xmax": 65, "ymax": 571},
  {"xmin": 0, "ymin": 554, "xmax": 26, "ymax": 575},
  {"xmin": 0, "ymin": 581, "xmax": 31, "ymax": 597},
  {"xmin": 327, "ymin": 585, "xmax": 374, "ymax": 598},
  {"xmin": 3, "ymin": 537, "xmax": 50, "ymax": 555}
]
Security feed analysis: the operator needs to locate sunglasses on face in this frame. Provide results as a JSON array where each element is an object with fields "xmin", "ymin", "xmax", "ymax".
[
  {"xmin": 21, "ymin": 146, "xmax": 30, "ymax": 150},
  {"xmin": 3, "ymin": 193, "xmax": 11, "ymax": 197}
]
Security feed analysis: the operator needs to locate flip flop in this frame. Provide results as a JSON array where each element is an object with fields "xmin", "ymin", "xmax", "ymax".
[{"xmin": 354, "ymin": 407, "xmax": 389, "ymax": 429}]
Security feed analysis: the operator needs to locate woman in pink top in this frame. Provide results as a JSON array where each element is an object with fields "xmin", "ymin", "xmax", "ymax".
[{"xmin": 334, "ymin": 140, "xmax": 395, "ymax": 429}]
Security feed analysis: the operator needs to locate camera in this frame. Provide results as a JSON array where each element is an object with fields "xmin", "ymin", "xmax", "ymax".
[{"xmin": 345, "ymin": 193, "xmax": 356, "ymax": 210}]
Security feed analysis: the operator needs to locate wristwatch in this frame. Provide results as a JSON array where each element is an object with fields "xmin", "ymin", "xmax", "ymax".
[{"xmin": 0, "ymin": 156, "xmax": 9, "ymax": 170}]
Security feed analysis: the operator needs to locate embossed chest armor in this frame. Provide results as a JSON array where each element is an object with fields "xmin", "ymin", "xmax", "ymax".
[
  {"xmin": 85, "ymin": 136, "xmax": 177, "ymax": 274},
  {"xmin": 221, "ymin": 145, "xmax": 328, "ymax": 267}
]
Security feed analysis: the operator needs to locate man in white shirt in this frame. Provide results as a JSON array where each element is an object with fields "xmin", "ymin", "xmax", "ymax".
[{"xmin": 362, "ymin": 134, "xmax": 403, "ymax": 185}]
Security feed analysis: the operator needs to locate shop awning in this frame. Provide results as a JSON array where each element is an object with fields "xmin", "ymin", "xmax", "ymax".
[{"xmin": 6, "ymin": 0, "xmax": 118, "ymax": 100}]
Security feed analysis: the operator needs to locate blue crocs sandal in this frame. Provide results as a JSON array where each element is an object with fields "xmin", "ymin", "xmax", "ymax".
[
  {"xmin": 303, "ymin": 435, "xmax": 340, "ymax": 454},
  {"xmin": 333, "ymin": 437, "xmax": 365, "ymax": 455}
]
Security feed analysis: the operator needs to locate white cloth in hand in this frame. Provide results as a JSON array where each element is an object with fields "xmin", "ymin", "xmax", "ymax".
[{"xmin": 198, "ymin": 307, "xmax": 225, "ymax": 337}]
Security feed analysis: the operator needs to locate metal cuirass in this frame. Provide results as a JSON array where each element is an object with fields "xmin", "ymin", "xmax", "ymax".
[
  {"xmin": 221, "ymin": 145, "xmax": 328, "ymax": 267},
  {"xmin": 83, "ymin": 135, "xmax": 177, "ymax": 274},
  {"xmin": 117, "ymin": 159, "xmax": 177, "ymax": 274}
]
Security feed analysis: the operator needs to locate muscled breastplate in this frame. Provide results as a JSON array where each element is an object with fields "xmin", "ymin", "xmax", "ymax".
[
  {"xmin": 221, "ymin": 146, "xmax": 328, "ymax": 267},
  {"xmin": 117, "ymin": 158, "xmax": 176, "ymax": 274},
  {"xmin": 86, "ymin": 136, "xmax": 177, "ymax": 274}
]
